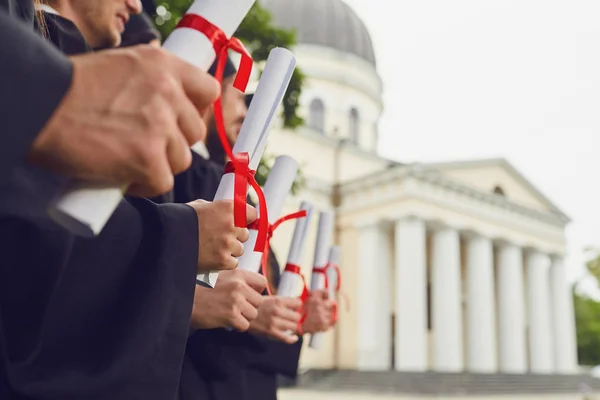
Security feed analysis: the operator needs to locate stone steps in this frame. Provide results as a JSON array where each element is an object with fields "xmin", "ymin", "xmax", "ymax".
[{"xmin": 292, "ymin": 369, "xmax": 600, "ymax": 395}]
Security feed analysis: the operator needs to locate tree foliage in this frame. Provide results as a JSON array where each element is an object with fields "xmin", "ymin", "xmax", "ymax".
[
  {"xmin": 585, "ymin": 251, "xmax": 600, "ymax": 288},
  {"xmin": 573, "ymin": 290, "xmax": 600, "ymax": 366}
]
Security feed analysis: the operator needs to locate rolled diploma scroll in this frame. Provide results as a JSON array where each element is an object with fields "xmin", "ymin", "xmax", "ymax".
[
  {"xmin": 236, "ymin": 155, "xmax": 299, "ymax": 274},
  {"xmin": 326, "ymin": 246, "xmax": 341, "ymax": 301},
  {"xmin": 48, "ymin": 0, "xmax": 256, "ymax": 237},
  {"xmin": 308, "ymin": 211, "xmax": 335, "ymax": 349},
  {"xmin": 277, "ymin": 202, "xmax": 314, "ymax": 297},
  {"xmin": 197, "ymin": 47, "xmax": 297, "ymax": 287}
]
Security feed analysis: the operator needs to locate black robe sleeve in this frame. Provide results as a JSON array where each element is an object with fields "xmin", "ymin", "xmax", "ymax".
[
  {"xmin": 0, "ymin": 7, "xmax": 73, "ymax": 185},
  {"xmin": 0, "ymin": 175, "xmax": 199, "ymax": 399}
]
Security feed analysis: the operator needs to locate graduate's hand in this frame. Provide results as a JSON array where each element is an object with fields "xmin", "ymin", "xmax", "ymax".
[
  {"xmin": 249, "ymin": 296, "xmax": 302, "ymax": 344},
  {"xmin": 28, "ymin": 46, "xmax": 220, "ymax": 198},
  {"xmin": 301, "ymin": 290, "xmax": 334, "ymax": 334},
  {"xmin": 188, "ymin": 199, "xmax": 257, "ymax": 271},
  {"xmin": 190, "ymin": 270, "xmax": 266, "ymax": 331}
]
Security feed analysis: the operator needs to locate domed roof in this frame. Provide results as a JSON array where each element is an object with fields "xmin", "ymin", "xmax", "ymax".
[{"xmin": 261, "ymin": 0, "xmax": 377, "ymax": 66}]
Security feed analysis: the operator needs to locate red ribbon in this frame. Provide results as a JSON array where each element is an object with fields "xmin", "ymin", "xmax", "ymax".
[
  {"xmin": 177, "ymin": 14, "xmax": 262, "ymax": 250},
  {"xmin": 284, "ymin": 263, "xmax": 310, "ymax": 334},
  {"xmin": 176, "ymin": 14, "xmax": 252, "ymax": 92},
  {"xmin": 248, "ymin": 210, "xmax": 308, "ymax": 296},
  {"xmin": 312, "ymin": 263, "xmax": 342, "ymax": 293},
  {"xmin": 312, "ymin": 263, "xmax": 344, "ymax": 323},
  {"xmin": 223, "ymin": 159, "xmax": 268, "ymax": 247}
]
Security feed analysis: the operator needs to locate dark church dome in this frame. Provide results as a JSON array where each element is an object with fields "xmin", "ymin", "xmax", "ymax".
[{"xmin": 261, "ymin": 0, "xmax": 377, "ymax": 66}]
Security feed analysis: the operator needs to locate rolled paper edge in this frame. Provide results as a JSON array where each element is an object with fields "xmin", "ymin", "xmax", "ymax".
[{"xmin": 48, "ymin": 185, "xmax": 125, "ymax": 237}]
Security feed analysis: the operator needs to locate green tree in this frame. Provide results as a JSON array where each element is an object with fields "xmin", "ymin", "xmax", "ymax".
[
  {"xmin": 585, "ymin": 251, "xmax": 600, "ymax": 288},
  {"xmin": 573, "ymin": 289, "xmax": 600, "ymax": 366},
  {"xmin": 152, "ymin": 1, "xmax": 306, "ymax": 193}
]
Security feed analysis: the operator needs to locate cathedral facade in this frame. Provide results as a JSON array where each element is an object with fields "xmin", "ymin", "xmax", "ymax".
[{"xmin": 259, "ymin": 0, "xmax": 578, "ymax": 375}]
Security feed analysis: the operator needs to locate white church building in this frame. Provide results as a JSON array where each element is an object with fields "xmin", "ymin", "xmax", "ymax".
[{"xmin": 259, "ymin": 0, "xmax": 579, "ymax": 375}]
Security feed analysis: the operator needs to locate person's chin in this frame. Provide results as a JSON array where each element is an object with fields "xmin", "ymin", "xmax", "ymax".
[
  {"xmin": 92, "ymin": 34, "xmax": 120, "ymax": 51},
  {"xmin": 110, "ymin": 31, "xmax": 122, "ymax": 48}
]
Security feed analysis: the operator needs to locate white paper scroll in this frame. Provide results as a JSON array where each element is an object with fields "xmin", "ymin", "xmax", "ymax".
[
  {"xmin": 48, "ymin": 0, "xmax": 256, "ymax": 237},
  {"xmin": 308, "ymin": 211, "xmax": 335, "ymax": 349},
  {"xmin": 277, "ymin": 202, "xmax": 314, "ymax": 297},
  {"xmin": 236, "ymin": 155, "xmax": 299, "ymax": 274},
  {"xmin": 326, "ymin": 246, "xmax": 341, "ymax": 301},
  {"xmin": 197, "ymin": 48, "xmax": 297, "ymax": 287}
]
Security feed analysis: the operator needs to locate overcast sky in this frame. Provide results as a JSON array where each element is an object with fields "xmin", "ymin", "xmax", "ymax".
[{"xmin": 343, "ymin": 0, "xmax": 600, "ymax": 295}]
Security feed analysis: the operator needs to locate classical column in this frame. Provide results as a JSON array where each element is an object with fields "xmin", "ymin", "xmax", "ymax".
[
  {"xmin": 526, "ymin": 250, "xmax": 554, "ymax": 373},
  {"xmin": 357, "ymin": 222, "xmax": 392, "ymax": 370},
  {"xmin": 550, "ymin": 255, "xmax": 578, "ymax": 374},
  {"xmin": 497, "ymin": 242, "xmax": 527, "ymax": 373},
  {"xmin": 431, "ymin": 226, "xmax": 463, "ymax": 371},
  {"xmin": 466, "ymin": 234, "xmax": 497, "ymax": 373},
  {"xmin": 395, "ymin": 216, "xmax": 427, "ymax": 371}
]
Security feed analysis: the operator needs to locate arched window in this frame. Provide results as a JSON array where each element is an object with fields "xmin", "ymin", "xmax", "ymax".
[
  {"xmin": 493, "ymin": 186, "xmax": 505, "ymax": 196},
  {"xmin": 349, "ymin": 107, "xmax": 360, "ymax": 144},
  {"xmin": 309, "ymin": 98, "xmax": 325, "ymax": 133}
]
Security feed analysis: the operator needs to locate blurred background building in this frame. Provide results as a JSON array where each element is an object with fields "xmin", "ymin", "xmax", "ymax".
[{"xmin": 261, "ymin": 0, "xmax": 579, "ymax": 377}]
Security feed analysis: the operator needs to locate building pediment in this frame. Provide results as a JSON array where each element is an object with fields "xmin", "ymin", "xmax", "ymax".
[{"xmin": 419, "ymin": 158, "xmax": 568, "ymax": 219}]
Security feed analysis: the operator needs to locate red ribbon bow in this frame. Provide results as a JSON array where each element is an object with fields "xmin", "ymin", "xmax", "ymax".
[
  {"xmin": 176, "ymin": 14, "xmax": 261, "ymax": 249},
  {"xmin": 312, "ymin": 263, "xmax": 342, "ymax": 293},
  {"xmin": 284, "ymin": 263, "xmax": 310, "ymax": 334},
  {"xmin": 176, "ymin": 14, "xmax": 252, "ymax": 92},
  {"xmin": 248, "ymin": 210, "xmax": 307, "ymax": 296}
]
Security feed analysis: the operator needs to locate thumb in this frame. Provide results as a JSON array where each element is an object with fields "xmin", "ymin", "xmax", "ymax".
[{"xmin": 245, "ymin": 204, "xmax": 258, "ymax": 224}]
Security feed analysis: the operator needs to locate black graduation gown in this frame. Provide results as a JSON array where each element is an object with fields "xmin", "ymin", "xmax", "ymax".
[
  {"xmin": 173, "ymin": 151, "xmax": 224, "ymax": 204},
  {"xmin": 0, "ymin": 0, "xmax": 72, "ymax": 185},
  {"xmin": 0, "ymin": 9, "xmax": 198, "ymax": 399},
  {"xmin": 170, "ymin": 153, "xmax": 303, "ymax": 400}
]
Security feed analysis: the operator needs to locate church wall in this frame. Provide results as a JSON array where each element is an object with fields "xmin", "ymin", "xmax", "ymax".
[
  {"xmin": 294, "ymin": 45, "xmax": 383, "ymax": 106},
  {"xmin": 267, "ymin": 129, "xmax": 336, "ymax": 182},
  {"xmin": 299, "ymin": 77, "xmax": 381, "ymax": 151},
  {"xmin": 293, "ymin": 44, "xmax": 383, "ymax": 152},
  {"xmin": 266, "ymin": 127, "xmax": 389, "ymax": 184},
  {"xmin": 334, "ymin": 225, "xmax": 360, "ymax": 369}
]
